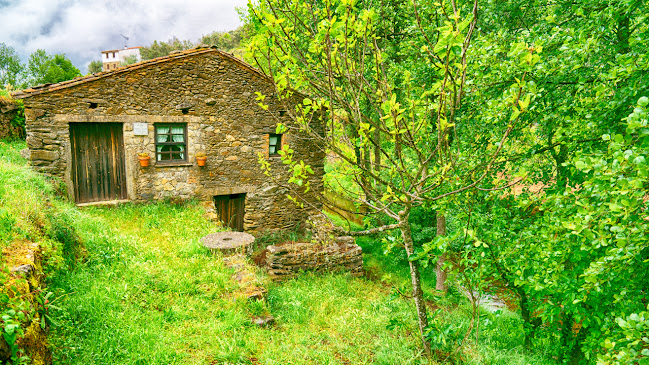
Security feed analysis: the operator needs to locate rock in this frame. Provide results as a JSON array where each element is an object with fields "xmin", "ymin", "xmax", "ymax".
[
  {"xmin": 252, "ymin": 315, "xmax": 275, "ymax": 327},
  {"xmin": 265, "ymin": 241, "xmax": 363, "ymax": 280},
  {"xmin": 201, "ymin": 232, "xmax": 255, "ymax": 256},
  {"xmin": 20, "ymin": 148, "xmax": 30, "ymax": 160},
  {"xmin": 11, "ymin": 264, "xmax": 33, "ymax": 275},
  {"xmin": 246, "ymin": 288, "xmax": 266, "ymax": 301},
  {"xmin": 30, "ymin": 150, "xmax": 58, "ymax": 161}
]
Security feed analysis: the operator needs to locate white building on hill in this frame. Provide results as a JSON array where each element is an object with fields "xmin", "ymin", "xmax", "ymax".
[{"xmin": 101, "ymin": 47, "xmax": 142, "ymax": 71}]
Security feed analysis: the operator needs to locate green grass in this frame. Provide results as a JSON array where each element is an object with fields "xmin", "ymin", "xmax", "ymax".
[
  {"xmin": 47, "ymin": 203, "xmax": 435, "ymax": 364},
  {"xmin": 327, "ymin": 214, "xmax": 556, "ymax": 364},
  {"xmin": 0, "ymin": 139, "xmax": 52, "ymax": 254},
  {"xmin": 0, "ymin": 140, "xmax": 558, "ymax": 364}
]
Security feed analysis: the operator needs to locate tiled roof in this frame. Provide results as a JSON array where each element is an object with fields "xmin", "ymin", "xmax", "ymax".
[{"xmin": 12, "ymin": 46, "xmax": 270, "ymax": 99}]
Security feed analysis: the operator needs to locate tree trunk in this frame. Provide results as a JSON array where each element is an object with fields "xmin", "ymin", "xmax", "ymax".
[
  {"xmin": 515, "ymin": 286, "xmax": 535, "ymax": 349},
  {"xmin": 399, "ymin": 215, "xmax": 431, "ymax": 356},
  {"xmin": 616, "ymin": 15, "xmax": 631, "ymax": 55},
  {"xmin": 374, "ymin": 128, "xmax": 381, "ymax": 172},
  {"xmin": 436, "ymin": 214, "xmax": 448, "ymax": 293}
]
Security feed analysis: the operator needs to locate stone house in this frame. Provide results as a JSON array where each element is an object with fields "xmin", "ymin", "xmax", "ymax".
[{"xmin": 12, "ymin": 46, "xmax": 324, "ymax": 233}]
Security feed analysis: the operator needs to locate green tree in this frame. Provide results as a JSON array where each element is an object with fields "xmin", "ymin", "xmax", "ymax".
[
  {"xmin": 200, "ymin": 26, "xmax": 244, "ymax": 51},
  {"xmin": 465, "ymin": 97, "xmax": 649, "ymax": 364},
  {"xmin": 0, "ymin": 43, "xmax": 23, "ymax": 88},
  {"xmin": 120, "ymin": 55, "xmax": 139, "ymax": 67},
  {"xmin": 246, "ymin": 0, "xmax": 537, "ymax": 355},
  {"xmin": 140, "ymin": 37, "xmax": 194, "ymax": 60},
  {"xmin": 87, "ymin": 60, "xmax": 103, "ymax": 74},
  {"xmin": 26, "ymin": 50, "xmax": 81, "ymax": 86},
  {"xmin": 449, "ymin": 1, "xmax": 649, "ymax": 362}
]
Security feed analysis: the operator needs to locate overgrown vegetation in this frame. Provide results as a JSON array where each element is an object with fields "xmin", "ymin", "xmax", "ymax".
[
  {"xmin": 0, "ymin": 140, "xmax": 82, "ymax": 363},
  {"xmin": 1, "ymin": 140, "xmax": 559, "ymax": 364},
  {"xmin": 0, "ymin": 87, "xmax": 25, "ymax": 138},
  {"xmin": 243, "ymin": 0, "xmax": 648, "ymax": 363}
]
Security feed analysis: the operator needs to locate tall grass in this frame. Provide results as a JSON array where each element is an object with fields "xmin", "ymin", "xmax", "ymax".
[
  {"xmin": 0, "ymin": 140, "xmax": 52, "ymax": 255},
  {"xmin": 47, "ymin": 202, "xmax": 437, "ymax": 364}
]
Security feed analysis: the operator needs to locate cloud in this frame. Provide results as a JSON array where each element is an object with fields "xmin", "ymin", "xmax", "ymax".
[{"xmin": 0, "ymin": 0, "xmax": 247, "ymax": 72}]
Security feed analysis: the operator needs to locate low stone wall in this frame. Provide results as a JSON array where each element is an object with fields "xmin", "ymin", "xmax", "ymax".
[
  {"xmin": 1, "ymin": 242, "xmax": 50, "ymax": 364},
  {"xmin": 265, "ymin": 237, "xmax": 363, "ymax": 279}
]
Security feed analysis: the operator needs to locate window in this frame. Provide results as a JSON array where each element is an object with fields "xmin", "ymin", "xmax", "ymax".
[
  {"xmin": 269, "ymin": 134, "xmax": 282, "ymax": 156},
  {"xmin": 155, "ymin": 124, "xmax": 187, "ymax": 162}
]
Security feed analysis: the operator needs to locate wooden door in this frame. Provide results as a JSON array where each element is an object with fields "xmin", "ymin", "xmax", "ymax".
[
  {"xmin": 70, "ymin": 123, "xmax": 127, "ymax": 203},
  {"xmin": 214, "ymin": 193, "xmax": 246, "ymax": 231}
]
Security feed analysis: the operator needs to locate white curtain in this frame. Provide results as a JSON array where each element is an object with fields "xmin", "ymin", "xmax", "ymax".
[
  {"xmin": 156, "ymin": 126, "xmax": 169, "ymax": 143},
  {"xmin": 171, "ymin": 126, "xmax": 184, "ymax": 142}
]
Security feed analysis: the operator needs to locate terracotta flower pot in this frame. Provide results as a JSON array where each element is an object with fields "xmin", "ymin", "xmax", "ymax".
[
  {"xmin": 196, "ymin": 156, "xmax": 207, "ymax": 167},
  {"xmin": 138, "ymin": 155, "xmax": 150, "ymax": 167}
]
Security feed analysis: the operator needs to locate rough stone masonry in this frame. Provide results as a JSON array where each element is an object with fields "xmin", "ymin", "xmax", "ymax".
[
  {"xmin": 13, "ymin": 47, "xmax": 325, "ymax": 234},
  {"xmin": 265, "ymin": 237, "xmax": 363, "ymax": 280},
  {"xmin": 0, "ymin": 98, "xmax": 23, "ymax": 140}
]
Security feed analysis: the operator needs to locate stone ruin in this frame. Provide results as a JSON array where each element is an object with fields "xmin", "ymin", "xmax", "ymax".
[{"xmin": 265, "ymin": 214, "xmax": 363, "ymax": 280}]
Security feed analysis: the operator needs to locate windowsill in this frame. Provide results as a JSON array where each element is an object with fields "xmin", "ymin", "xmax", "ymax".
[
  {"xmin": 154, "ymin": 162, "xmax": 194, "ymax": 167},
  {"xmin": 269, "ymin": 154, "xmax": 281, "ymax": 159}
]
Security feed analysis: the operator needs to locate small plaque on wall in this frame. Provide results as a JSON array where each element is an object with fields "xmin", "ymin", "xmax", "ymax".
[{"xmin": 133, "ymin": 122, "xmax": 148, "ymax": 136}]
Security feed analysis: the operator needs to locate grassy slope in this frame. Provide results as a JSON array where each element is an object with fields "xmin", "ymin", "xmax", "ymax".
[
  {"xmin": 48, "ymin": 207, "xmax": 556, "ymax": 365},
  {"xmin": 0, "ymin": 140, "xmax": 557, "ymax": 364},
  {"xmin": 47, "ymin": 204, "xmax": 428, "ymax": 365},
  {"xmin": 0, "ymin": 140, "xmax": 53, "ymax": 256}
]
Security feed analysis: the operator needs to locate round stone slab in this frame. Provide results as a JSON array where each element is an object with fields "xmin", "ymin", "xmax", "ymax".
[{"xmin": 201, "ymin": 231, "xmax": 255, "ymax": 256}]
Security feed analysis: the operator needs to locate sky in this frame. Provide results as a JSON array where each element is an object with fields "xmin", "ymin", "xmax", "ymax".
[{"xmin": 0, "ymin": 0, "xmax": 247, "ymax": 73}]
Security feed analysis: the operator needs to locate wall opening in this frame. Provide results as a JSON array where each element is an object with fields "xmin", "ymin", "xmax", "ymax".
[{"xmin": 213, "ymin": 193, "xmax": 246, "ymax": 232}]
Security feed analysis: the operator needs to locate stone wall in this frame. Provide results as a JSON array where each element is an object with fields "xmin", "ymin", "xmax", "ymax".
[
  {"xmin": 265, "ymin": 237, "xmax": 363, "ymax": 279},
  {"xmin": 0, "ymin": 98, "xmax": 23, "ymax": 140},
  {"xmin": 15, "ymin": 48, "xmax": 325, "ymax": 233},
  {"xmin": 1, "ymin": 242, "xmax": 50, "ymax": 364}
]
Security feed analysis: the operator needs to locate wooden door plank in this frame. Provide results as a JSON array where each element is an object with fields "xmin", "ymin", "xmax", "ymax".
[
  {"xmin": 100, "ymin": 123, "xmax": 110, "ymax": 201},
  {"xmin": 70, "ymin": 125, "xmax": 80, "ymax": 202},
  {"xmin": 113, "ymin": 125, "xmax": 127, "ymax": 199}
]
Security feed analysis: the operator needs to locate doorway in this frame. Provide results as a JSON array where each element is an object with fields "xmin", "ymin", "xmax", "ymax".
[
  {"xmin": 70, "ymin": 123, "xmax": 127, "ymax": 203},
  {"xmin": 213, "ymin": 193, "xmax": 246, "ymax": 231}
]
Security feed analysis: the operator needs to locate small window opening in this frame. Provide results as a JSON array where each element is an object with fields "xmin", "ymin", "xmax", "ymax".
[
  {"xmin": 181, "ymin": 108, "xmax": 190, "ymax": 115},
  {"xmin": 89, "ymin": 102, "xmax": 98, "ymax": 109},
  {"xmin": 269, "ymin": 133, "xmax": 282, "ymax": 156}
]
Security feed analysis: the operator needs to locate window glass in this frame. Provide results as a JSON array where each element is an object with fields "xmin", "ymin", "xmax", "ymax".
[
  {"xmin": 269, "ymin": 134, "xmax": 281, "ymax": 155},
  {"xmin": 155, "ymin": 124, "xmax": 187, "ymax": 162}
]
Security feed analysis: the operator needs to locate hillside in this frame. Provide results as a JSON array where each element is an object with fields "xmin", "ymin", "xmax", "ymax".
[{"xmin": 0, "ymin": 140, "xmax": 554, "ymax": 364}]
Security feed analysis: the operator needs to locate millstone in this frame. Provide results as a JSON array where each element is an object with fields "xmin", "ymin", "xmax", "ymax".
[{"xmin": 201, "ymin": 231, "xmax": 255, "ymax": 256}]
